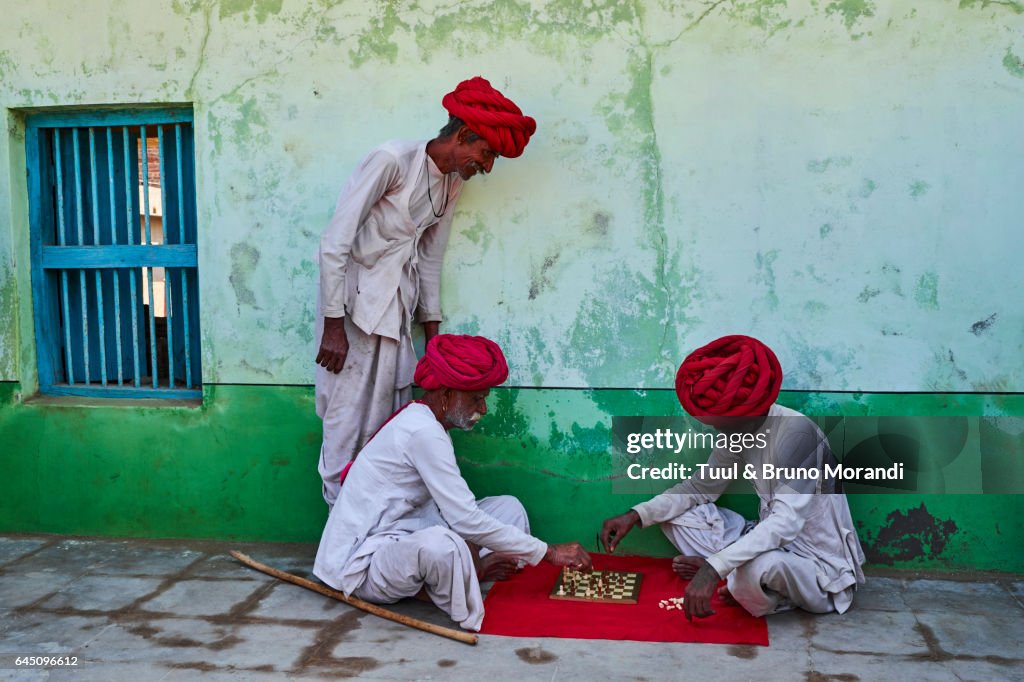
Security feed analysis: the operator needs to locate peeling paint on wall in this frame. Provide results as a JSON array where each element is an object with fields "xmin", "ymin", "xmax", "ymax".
[
  {"xmin": 0, "ymin": 270, "xmax": 18, "ymax": 378},
  {"xmin": 860, "ymin": 503, "xmax": 959, "ymax": 566},
  {"xmin": 826, "ymin": 0, "xmax": 876, "ymax": 31},
  {"xmin": 753, "ymin": 250, "xmax": 780, "ymax": 310},
  {"xmin": 914, "ymin": 272, "xmax": 939, "ymax": 310},
  {"xmin": 857, "ymin": 178, "xmax": 877, "ymax": 198},
  {"xmin": 0, "ymin": 0, "xmax": 1022, "ymax": 392},
  {"xmin": 959, "ymin": 0, "xmax": 1024, "ymax": 15},
  {"xmin": 229, "ymin": 243, "xmax": 260, "ymax": 308},
  {"xmin": 565, "ymin": 263, "xmax": 685, "ymax": 388},
  {"xmin": 1004, "ymin": 47, "xmax": 1024, "ymax": 77},
  {"xmin": 807, "ymin": 156, "xmax": 853, "ymax": 173},
  {"xmin": 219, "ymin": 0, "xmax": 284, "ymax": 24},
  {"xmin": 908, "ymin": 179, "xmax": 930, "ymax": 197}
]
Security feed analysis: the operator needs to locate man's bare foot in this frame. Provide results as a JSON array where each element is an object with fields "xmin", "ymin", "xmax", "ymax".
[
  {"xmin": 479, "ymin": 553, "xmax": 518, "ymax": 581},
  {"xmin": 717, "ymin": 584, "xmax": 739, "ymax": 606},
  {"xmin": 671, "ymin": 555, "xmax": 706, "ymax": 579}
]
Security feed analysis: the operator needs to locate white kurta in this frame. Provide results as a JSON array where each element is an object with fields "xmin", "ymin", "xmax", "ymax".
[
  {"xmin": 313, "ymin": 403, "xmax": 548, "ymax": 631},
  {"xmin": 316, "ymin": 140, "xmax": 463, "ymax": 505},
  {"xmin": 633, "ymin": 404, "xmax": 866, "ymax": 616}
]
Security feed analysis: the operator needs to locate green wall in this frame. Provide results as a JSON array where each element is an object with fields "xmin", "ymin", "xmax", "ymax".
[{"xmin": 3, "ymin": 381, "xmax": 1021, "ymax": 573}]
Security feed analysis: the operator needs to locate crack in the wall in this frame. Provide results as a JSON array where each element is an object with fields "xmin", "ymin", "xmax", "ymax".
[
  {"xmin": 959, "ymin": 0, "xmax": 1024, "ymax": 14},
  {"xmin": 633, "ymin": 4, "xmax": 674, "ymax": 371},
  {"xmin": 186, "ymin": 2, "xmax": 214, "ymax": 99},
  {"xmin": 679, "ymin": 0, "xmax": 731, "ymax": 36}
]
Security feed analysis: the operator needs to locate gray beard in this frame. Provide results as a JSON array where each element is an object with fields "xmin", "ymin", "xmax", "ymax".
[{"xmin": 449, "ymin": 410, "xmax": 483, "ymax": 431}]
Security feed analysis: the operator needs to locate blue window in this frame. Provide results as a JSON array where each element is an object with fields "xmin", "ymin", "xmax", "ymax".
[{"xmin": 25, "ymin": 108, "xmax": 201, "ymax": 399}]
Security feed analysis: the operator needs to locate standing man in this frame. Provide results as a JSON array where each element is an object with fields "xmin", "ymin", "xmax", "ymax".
[
  {"xmin": 601, "ymin": 335, "xmax": 865, "ymax": 621},
  {"xmin": 315, "ymin": 77, "xmax": 537, "ymax": 506}
]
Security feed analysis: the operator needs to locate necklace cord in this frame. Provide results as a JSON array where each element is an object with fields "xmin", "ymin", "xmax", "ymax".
[{"xmin": 427, "ymin": 161, "xmax": 452, "ymax": 218}]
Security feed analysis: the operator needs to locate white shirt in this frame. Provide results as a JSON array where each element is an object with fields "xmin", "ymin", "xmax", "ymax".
[
  {"xmin": 314, "ymin": 403, "xmax": 548, "ymax": 595},
  {"xmin": 318, "ymin": 139, "xmax": 463, "ymax": 340}
]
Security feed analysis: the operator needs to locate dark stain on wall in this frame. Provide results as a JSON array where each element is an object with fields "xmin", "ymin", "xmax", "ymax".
[
  {"xmin": 528, "ymin": 253, "xmax": 561, "ymax": 301},
  {"xmin": 589, "ymin": 210, "xmax": 610, "ymax": 236},
  {"xmin": 229, "ymin": 242, "xmax": 261, "ymax": 308},
  {"xmin": 969, "ymin": 313, "xmax": 997, "ymax": 336},
  {"xmin": 863, "ymin": 503, "xmax": 958, "ymax": 565}
]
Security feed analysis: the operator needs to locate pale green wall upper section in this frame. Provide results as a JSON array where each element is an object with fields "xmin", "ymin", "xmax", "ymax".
[{"xmin": 1, "ymin": 0, "xmax": 1021, "ymax": 391}]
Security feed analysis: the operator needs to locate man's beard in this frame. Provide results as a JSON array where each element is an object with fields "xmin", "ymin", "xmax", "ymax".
[
  {"xmin": 448, "ymin": 409, "xmax": 483, "ymax": 431},
  {"xmin": 458, "ymin": 162, "xmax": 486, "ymax": 181}
]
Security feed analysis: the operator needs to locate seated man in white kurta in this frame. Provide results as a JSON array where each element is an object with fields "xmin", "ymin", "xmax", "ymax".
[
  {"xmin": 314, "ymin": 334, "xmax": 592, "ymax": 631},
  {"xmin": 601, "ymin": 335, "xmax": 866, "ymax": 621}
]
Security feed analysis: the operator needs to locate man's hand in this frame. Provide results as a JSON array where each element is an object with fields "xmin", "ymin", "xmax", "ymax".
[
  {"xmin": 600, "ymin": 510, "xmax": 640, "ymax": 553},
  {"xmin": 683, "ymin": 561, "xmax": 722, "ymax": 621},
  {"xmin": 316, "ymin": 317, "xmax": 349, "ymax": 373},
  {"xmin": 544, "ymin": 542, "xmax": 593, "ymax": 571},
  {"xmin": 423, "ymin": 321, "xmax": 440, "ymax": 345}
]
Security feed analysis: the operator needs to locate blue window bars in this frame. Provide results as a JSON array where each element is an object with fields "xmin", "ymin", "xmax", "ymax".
[{"xmin": 26, "ymin": 108, "xmax": 201, "ymax": 399}]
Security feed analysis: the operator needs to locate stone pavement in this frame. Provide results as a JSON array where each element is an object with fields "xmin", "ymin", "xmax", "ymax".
[{"xmin": 1, "ymin": 534, "xmax": 1022, "ymax": 681}]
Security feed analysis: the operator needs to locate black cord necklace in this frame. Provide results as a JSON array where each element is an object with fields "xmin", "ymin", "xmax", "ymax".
[{"xmin": 427, "ymin": 161, "xmax": 452, "ymax": 218}]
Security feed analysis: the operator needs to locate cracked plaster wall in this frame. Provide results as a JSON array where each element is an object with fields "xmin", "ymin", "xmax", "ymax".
[{"xmin": 1, "ymin": 0, "xmax": 1022, "ymax": 392}]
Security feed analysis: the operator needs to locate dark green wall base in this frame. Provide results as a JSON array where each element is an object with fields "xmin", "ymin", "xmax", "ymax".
[{"xmin": 1, "ymin": 382, "xmax": 1021, "ymax": 572}]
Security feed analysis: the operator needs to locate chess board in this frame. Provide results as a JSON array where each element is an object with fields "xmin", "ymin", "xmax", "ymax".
[{"xmin": 549, "ymin": 569, "xmax": 643, "ymax": 604}]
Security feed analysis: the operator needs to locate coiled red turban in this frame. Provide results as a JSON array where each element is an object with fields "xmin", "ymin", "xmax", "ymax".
[
  {"xmin": 415, "ymin": 334, "xmax": 509, "ymax": 391},
  {"xmin": 675, "ymin": 335, "xmax": 783, "ymax": 418},
  {"xmin": 442, "ymin": 77, "xmax": 536, "ymax": 158}
]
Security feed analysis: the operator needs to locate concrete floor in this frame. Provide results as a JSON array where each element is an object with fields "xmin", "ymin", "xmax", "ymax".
[{"xmin": 0, "ymin": 534, "xmax": 1022, "ymax": 681}]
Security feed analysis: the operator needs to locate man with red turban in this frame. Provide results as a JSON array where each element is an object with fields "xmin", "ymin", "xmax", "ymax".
[
  {"xmin": 314, "ymin": 335, "xmax": 591, "ymax": 632},
  {"xmin": 600, "ymin": 335, "xmax": 865, "ymax": 620},
  {"xmin": 315, "ymin": 77, "xmax": 537, "ymax": 507}
]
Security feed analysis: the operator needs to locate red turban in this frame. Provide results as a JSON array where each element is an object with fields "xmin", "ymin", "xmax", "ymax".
[
  {"xmin": 442, "ymin": 77, "xmax": 536, "ymax": 158},
  {"xmin": 415, "ymin": 334, "xmax": 509, "ymax": 391},
  {"xmin": 675, "ymin": 335, "xmax": 783, "ymax": 418}
]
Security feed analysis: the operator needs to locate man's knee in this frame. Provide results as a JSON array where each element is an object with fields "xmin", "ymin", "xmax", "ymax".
[
  {"xmin": 492, "ymin": 494, "xmax": 526, "ymax": 515},
  {"xmin": 495, "ymin": 495, "xmax": 529, "ymax": 528},
  {"xmin": 733, "ymin": 550, "xmax": 793, "ymax": 585},
  {"xmin": 658, "ymin": 503, "xmax": 731, "ymax": 557},
  {"xmin": 730, "ymin": 552, "xmax": 833, "ymax": 616},
  {"xmin": 477, "ymin": 494, "xmax": 530, "ymax": 533},
  {"xmin": 416, "ymin": 527, "xmax": 470, "ymax": 573}
]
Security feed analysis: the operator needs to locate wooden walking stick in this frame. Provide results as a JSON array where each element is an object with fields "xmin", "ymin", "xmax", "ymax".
[{"xmin": 229, "ymin": 551, "xmax": 478, "ymax": 645}]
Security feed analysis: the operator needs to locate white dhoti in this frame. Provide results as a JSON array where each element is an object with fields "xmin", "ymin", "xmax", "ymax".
[
  {"xmin": 351, "ymin": 495, "xmax": 530, "ymax": 631},
  {"xmin": 661, "ymin": 503, "xmax": 838, "ymax": 617},
  {"xmin": 315, "ymin": 314, "xmax": 414, "ymax": 507}
]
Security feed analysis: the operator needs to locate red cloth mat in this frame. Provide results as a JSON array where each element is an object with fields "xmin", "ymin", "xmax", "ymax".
[{"xmin": 479, "ymin": 553, "xmax": 769, "ymax": 645}]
